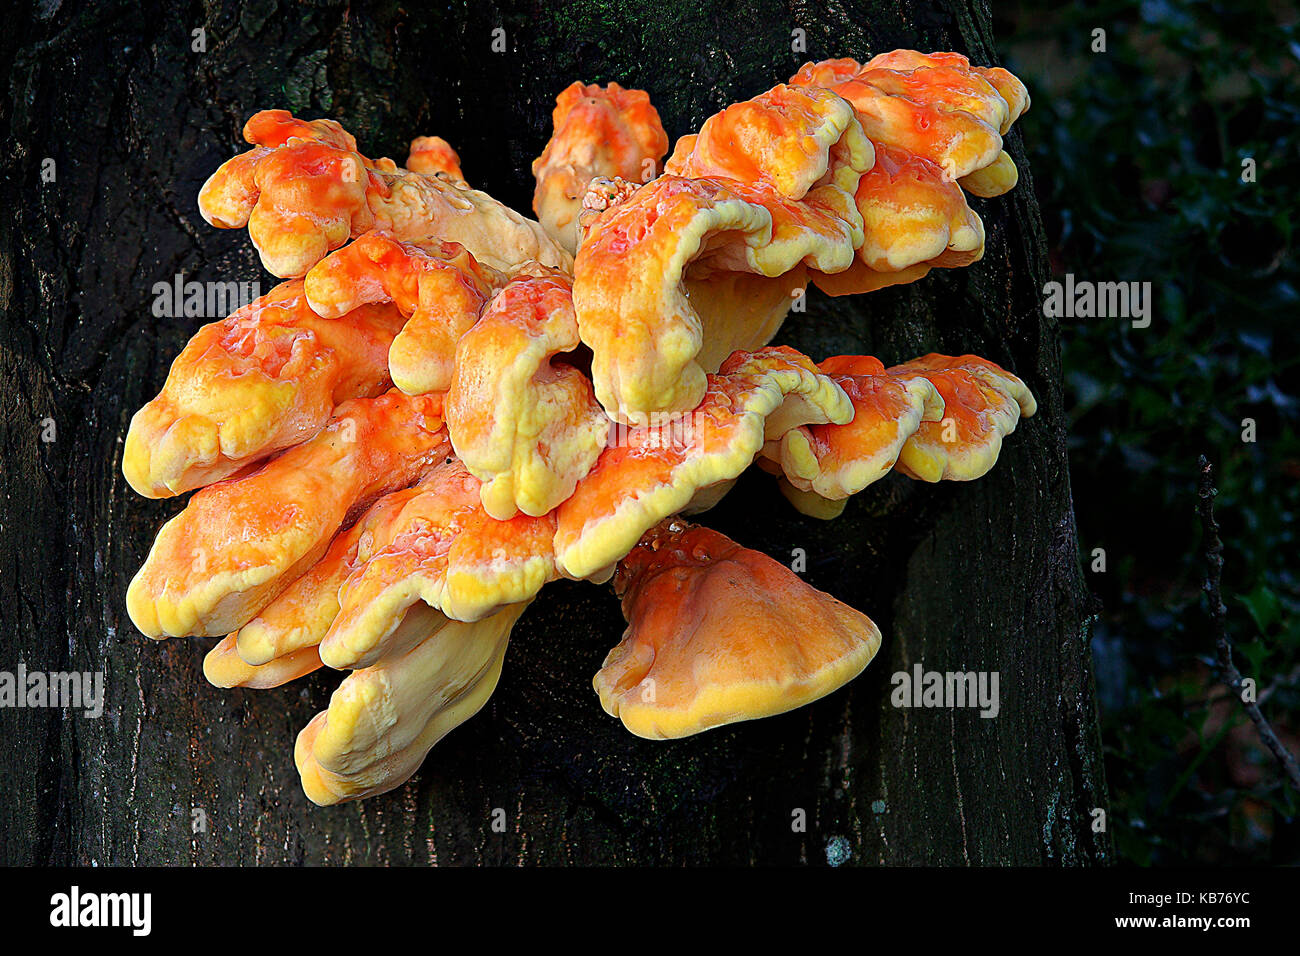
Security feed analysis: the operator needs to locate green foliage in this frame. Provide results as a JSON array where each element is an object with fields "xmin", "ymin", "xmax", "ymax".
[{"xmin": 999, "ymin": 0, "xmax": 1300, "ymax": 863}]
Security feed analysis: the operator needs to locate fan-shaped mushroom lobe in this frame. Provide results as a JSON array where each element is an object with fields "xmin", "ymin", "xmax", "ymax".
[
  {"xmin": 198, "ymin": 110, "xmax": 374, "ymax": 276},
  {"xmin": 861, "ymin": 50, "xmax": 1030, "ymax": 134},
  {"xmin": 202, "ymin": 639, "xmax": 324, "ymax": 691},
  {"xmin": 663, "ymin": 83, "xmax": 873, "ymax": 214},
  {"xmin": 199, "ymin": 109, "xmax": 569, "ymax": 277},
  {"xmin": 790, "ymin": 52, "xmax": 1030, "ymax": 196},
  {"xmin": 221, "ymin": 479, "xmax": 434, "ymax": 672},
  {"xmin": 811, "ymin": 144, "xmax": 986, "ymax": 297},
  {"xmin": 888, "ymin": 354, "xmax": 1037, "ymax": 481},
  {"xmin": 575, "ymin": 84, "xmax": 878, "ymax": 422},
  {"xmin": 447, "ymin": 265, "xmax": 610, "ymax": 519},
  {"xmin": 532, "ymin": 82, "xmax": 669, "ymax": 253},
  {"xmin": 553, "ymin": 346, "xmax": 851, "ymax": 580},
  {"xmin": 305, "ymin": 232, "xmax": 500, "ymax": 395},
  {"xmin": 124, "ymin": 279, "xmax": 405, "ymax": 498},
  {"xmin": 844, "ymin": 143, "xmax": 984, "ymax": 280},
  {"xmin": 767, "ymin": 354, "xmax": 945, "ymax": 503},
  {"xmin": 321, "ymin": 458, "xmax": 557, "ymax": 670},
  {"xmin": 595, "ymin": 521, "xmax": 882, "ymax": 739},
  {"xmin": 126, "ymin": 390, "xmax": 449, "ymax": 639},
  {"xmin": 574, "ymin": 176, "xmax": 858, "ymax": 422},
  {"xmin": 791, "ymin": 56, "xmax": 997, "ymax": 182}
]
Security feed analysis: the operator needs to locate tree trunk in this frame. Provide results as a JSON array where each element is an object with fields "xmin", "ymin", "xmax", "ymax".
[{"xmin": 0, "ymin": 0, "xmax": 1110, "ymax": 865}]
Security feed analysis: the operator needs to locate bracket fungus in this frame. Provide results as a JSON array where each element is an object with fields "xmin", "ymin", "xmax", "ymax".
[
  {"xmin": 123, "ymin": 279, "xmax": 405, "ymax": 498},
  {"xmin": 597, "ymin": 520, "xmax": 882, "ymax": 739},
  {"xmin": 789, "ymin": 51, "xmax": 1031, "ymax": 295},
  {"xmin": 813, "ymin": 142, "xmax": 985, "ymax": 297},
  {"xmin": 553, "ymin": 345, "xmax": 854, "ymax": 580},
  {"xmin": 761, "ymin": 354, "xmax": 945, "ymax": 515},
  {"xmin": 446, "ymin": 265, "xmax": 610, "ymax": 520},
  {"xmin": 212, "ymin": 478, "xmax": 435, "ymax": 680},
  {"xmin": 297, "ymin": 603, "xmax": 529, "ymax": 805},
  {"xmin": 126, "ymin": 390, "xmax": 449, "ymax": 638},
  {"xmin": 304, "ymin": 230, "xmax": 502, "ymax": 395},
  {"xmin": 575, "ymin": 83, "xmax": 873, "ymax": 422},
  {"xmin": 758, "ymin": 353, "xmax": 1036, "ymax": 519},
  {"xmin": 887, "ymin": 354, "xmax": 1038, "ymax": 482},
  {"xmin": 532, "ymin": 81, "xmax": 669, "ymax": 253},
  {"xmin": 199, "ymin": 108, "xmax": 569, "ymax": 277},
  {"xmin": 790, "ymin": 51, "xmax": 1030, "ymax": 189},
  {"xmin": 319, "ymin": 456, "xmax": 558, "ymax": 668},
  {"xmin": 126, "ymin": 53, "xmax": 1038, "ymax": 804}
]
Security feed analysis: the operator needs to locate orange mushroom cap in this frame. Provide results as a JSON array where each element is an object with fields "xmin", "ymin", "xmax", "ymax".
[
  {"xmin": 213, "ymin": 478, "xmax": 434, "ymax": 674},
  {"xmin": 574, "ymin": 175, "xmax": 766, "ymax": 422},
  {"xmin": 199, "ymin": 109, "xmax": 569, "ymax": 277},
  {"xmin": 764, "ymin": 353, "xmax": 945, "ymax": 506},
  {"xmin": 320, "ymin": 457, "xmax": 557, "ymax": 669},
  {"xmin": 888, "ymin": 354, "xmax": 1037, "ymax": 482},
  {"xmin": 574, "ymin": 83, "xmax": 877, "ymax": 422},
  {"xmin": 663, "ymin": 83, "xmax": 873, "ymax": 217},
  {"xmin": 791, "ymin": 52, "xmax": 1030, "ymax": 196},
  {"xmin": 123, "ymin": 279, "xmax": 404, "ymax": 498},
  {"xmin": 304, "ymin": 231, "xmax": 500, "ymax": 395},
  {"xmin": 958, "ymin": 150, "xmax": 1020, "ymax": 199},
  {"xmin": 789, "ymin": 58, "xmax": 863, "ymax": 87},
  {"xmin": 553, "ymin": 346, "xmax": 852, "ymax": 580},
  {"xmin": 532, "ymin": 81, "xmax": 669, "ymax": 254},
  {"xmin": 662, "ymin": 83, "xmax": 871, "ymax": 267},
  {"xmin": 197, "ymin": 110, "xmax": 374, "ymax": 277},
  {"xmin": 858, "ymin": 62, "xmax": 1012, "ymax": 144},
  {"xmin": 446, "ymin": 265, "xmax": 611, "ymax": 519},
  {"xmin": 791, "ymin": 56, "xmax": 999, "ymax": 183},
  {"xmin": 574, "ymin": 174, "xmax": 805, "ymax": 368},
  {"xmin": 855, "ymin": 142, "xmax": 984, "ymax": 271},
  {"xmin": 126, "ymin": 389, "xmax": 448, "ymax": 639},
  {"xmin": 594, "ymin": 520, "xmax": 882, "ymax": 739},
  {"xmin": 811, "ymin": 141, "xmax": 984, "ymax": 297},
  {"xmin": 761, "ymin": 352, "xmax": 1037, "ymax": 514},
  {"xmin": 862, "ymin": 51, "xmax": 1030, "ymax": 134},
  {"xmin": 574, "ymin": 175, "xmax": 857, "ymax": 422},
  {"xmin": 201, "ymin": 639, "xmax": 324, "ymax": 691},
  {"xmin": 406, "ymin": 135, "xmax": 464, "ymax": 182}
]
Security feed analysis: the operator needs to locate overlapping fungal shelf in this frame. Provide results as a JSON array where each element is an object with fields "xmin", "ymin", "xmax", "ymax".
[{"xmin": 125, "ymin": 51, "xmax": 1037, "ymax": 805}]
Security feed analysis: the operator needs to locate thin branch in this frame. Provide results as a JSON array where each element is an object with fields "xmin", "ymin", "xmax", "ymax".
[{"xmin": 1197, "ymin": 455, "xmax": 1300, "ymax": 791}]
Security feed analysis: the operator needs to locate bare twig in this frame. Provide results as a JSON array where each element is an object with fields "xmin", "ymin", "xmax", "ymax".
[{"xmin": 1197, "ymin": 455, "xmax": 1300, "ymax": 790}]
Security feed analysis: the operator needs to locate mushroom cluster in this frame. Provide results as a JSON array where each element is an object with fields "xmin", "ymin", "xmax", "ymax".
[{"xmin": 126, "ymin": 52, "xmax": 1036, "ymax": 805}]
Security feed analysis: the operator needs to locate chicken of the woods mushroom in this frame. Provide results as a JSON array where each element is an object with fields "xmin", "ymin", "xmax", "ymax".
[{"xmin": 125, "ymin": 53, "xmax": 1038, "ymax": 805}]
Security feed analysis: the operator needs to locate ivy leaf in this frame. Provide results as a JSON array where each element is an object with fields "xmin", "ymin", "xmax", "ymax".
[{"xmin": 1237, "ymin": 584, "xmax": 1282, "ymax": 636}]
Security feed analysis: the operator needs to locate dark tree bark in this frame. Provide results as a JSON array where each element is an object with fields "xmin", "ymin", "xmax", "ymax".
[{"xmin": 0, "ymin": 0, "xmax": 1110, "ymax": 865}]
